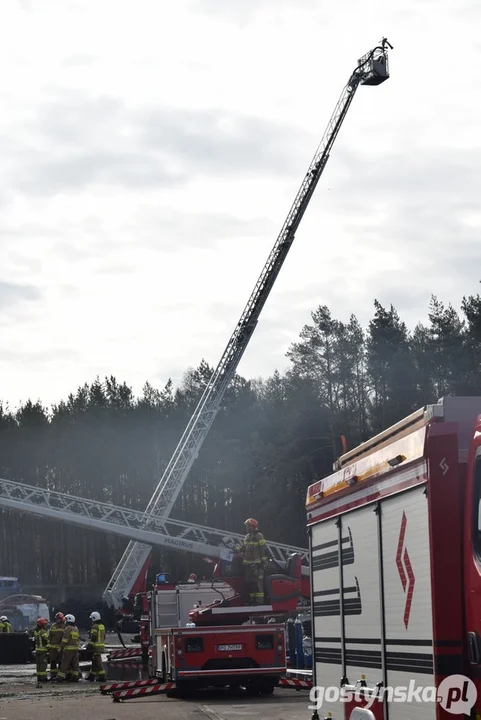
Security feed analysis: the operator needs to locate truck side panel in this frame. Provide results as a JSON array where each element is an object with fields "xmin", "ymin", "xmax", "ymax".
[
  {"xmin": 311, "ymin": 483, "xmax": 436, "ymax": 720},
  {"xmin": 311, "ymin": 518, "xmax": 345, "ymax": 718},
  {"xmin": 381, "ymin": 485, "xmax": 435, "ymax": 720},
  {"xmin": 341, "ymin": 506, "xmax": 383, "ymax": 692}
]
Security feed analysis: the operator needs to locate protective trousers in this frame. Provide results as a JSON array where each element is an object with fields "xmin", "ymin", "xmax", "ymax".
[
  {"xmin": 57, "ymin": 649, "xmax": 80, "ymax": 681},
  {"xmin": 36, "ymin": 651, "xmax": 48, "ymax": 682},
  {"xmin": 245, "ymin": 564, "xmax": 264, "ymax": 605},
  {"xmin": 88, "ymin": 653, "xmax": 106, "ymax": 681},
  {"xmin": 49, "ymin": 647, "xmax": 62, "ymax": 678}
]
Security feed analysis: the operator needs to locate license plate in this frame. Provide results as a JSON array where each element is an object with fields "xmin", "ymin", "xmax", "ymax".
[{"xmin": 217, "ymin": 643, "xmax": 243, "ymax": 651}]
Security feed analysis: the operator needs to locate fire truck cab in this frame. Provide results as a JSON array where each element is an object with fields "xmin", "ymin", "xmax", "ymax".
[{"xmin": 306, "ymin": 396, "xmax": 481, "ymax": 720}]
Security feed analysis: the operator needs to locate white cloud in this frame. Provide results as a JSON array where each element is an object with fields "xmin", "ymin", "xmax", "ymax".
[{"xmin": 1, "ymin": 0, "xmax": 481, "ymax": 407}]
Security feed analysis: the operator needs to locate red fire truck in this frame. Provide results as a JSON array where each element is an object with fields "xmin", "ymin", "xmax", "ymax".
[
  {"xmin": 306, "ymin": 396, "xmax": 481, "ymax": 720},
  {"xmin": 146, "ymin": 552, "xmax": 305, "ymax": 694}
]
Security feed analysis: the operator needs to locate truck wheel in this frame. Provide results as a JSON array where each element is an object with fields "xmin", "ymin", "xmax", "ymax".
[
  {"xmin": 175, "ymin": 680, "xmax": 195, "ymax": 696},
  {"xmin": 260, "ymin": 684, "xmax": 275, "ymax": 696},
  {"xmin": 245, "ymin": 684, "xmax": 263, "ymax": 696}
]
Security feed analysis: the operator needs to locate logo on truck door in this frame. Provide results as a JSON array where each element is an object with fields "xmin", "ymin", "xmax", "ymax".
[{"xmin": 396, "ymin": 511, "xmax": 415, "ymax": 629}]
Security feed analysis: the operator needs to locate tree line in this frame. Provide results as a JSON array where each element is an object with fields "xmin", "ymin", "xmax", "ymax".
[{"xmin": 1, "ymin": 293, "xmax": 480, "ymax": 595}]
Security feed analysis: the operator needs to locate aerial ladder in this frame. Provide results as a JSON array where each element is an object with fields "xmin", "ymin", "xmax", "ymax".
[
  {"xmin": 97, "ymin": 38, "xmax": 392, "ymax": 610},
  {"xmin": 0, "ymin": 40, "xmax": 392, "ymax": 612},
  {"xmin": 0, "ymin": 477, "xmax": 308, "ymax": 571}
]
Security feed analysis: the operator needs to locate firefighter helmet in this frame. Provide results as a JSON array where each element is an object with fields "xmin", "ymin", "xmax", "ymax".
[
  {"xmin": 244, "ymin": 518, "xmax": 258, "ymax": 529},
  {"xmin": 37, "ymin": 617, "xmax": 48, "ymax": 627},
  {"xmin": 0, "ymin": 615, "xmax": 7, "ymax": 621},
  {"xmin": 89, "ymin": 611, "xmax": 101, "ymax": 622},
  {"xmin": 64, "ymin": 614, "xmax": 75, "ymax": 623},
  {"xmin": 55, "ymin": 612, "xmax": 65, "ymax": 621},
  {"xmin": 187, "ymin": 573, "xmax": 197, "ymax": 583}
]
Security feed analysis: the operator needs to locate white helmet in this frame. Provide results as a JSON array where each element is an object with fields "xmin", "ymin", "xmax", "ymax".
[
  {"xmin": 89, "ymin": 611, "xmax": 101, "ymax": 622},
  {"xmin": 65, "ymin": 614, "xmax": 75, "ymax": 623},
  {"xmin": 0, "ymin": 616, "xmax": 7, "ymax": 621}
]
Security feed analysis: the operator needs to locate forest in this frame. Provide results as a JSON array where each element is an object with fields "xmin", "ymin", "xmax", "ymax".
[{"xmin": 1, "ymin": 293, "xmax": 481, "ymax": 596}]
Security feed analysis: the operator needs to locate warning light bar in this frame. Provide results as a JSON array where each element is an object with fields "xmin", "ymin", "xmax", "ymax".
[{"xmin": 306, "ymin": 427, "xmax": 426, "ymax": 509}]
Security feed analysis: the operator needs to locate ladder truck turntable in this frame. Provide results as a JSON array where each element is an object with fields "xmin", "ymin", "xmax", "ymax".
[
  {"xmin": 102, "ymin": 37, "xmax": 393, "ymax": 615},
  {"xmin": 306, "ymin": 396, "xmax": 481, "ymax": 720},
  {"xmin": 0, "ymin": 38, "xmax": 392, "ymax": 700}
]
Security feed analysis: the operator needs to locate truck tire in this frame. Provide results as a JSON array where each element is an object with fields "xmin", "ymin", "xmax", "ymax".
[
  {"xmin": 246, "ymin": 680, "xmax": 275, "ymax": 696},
  {"xmin": 260, "ymin": 684, "xmax": 275, "ymax": 696},
  {"xmin": 175, "ymin": 679, "xmax": 196, "ymax": 696}
]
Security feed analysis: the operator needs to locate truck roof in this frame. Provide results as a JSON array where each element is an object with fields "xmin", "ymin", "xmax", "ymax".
[{"xmin": 306, "ymin": 396, "xmax": 481, "ymax": 514}]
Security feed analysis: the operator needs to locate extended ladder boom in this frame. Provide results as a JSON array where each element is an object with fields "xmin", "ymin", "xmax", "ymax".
[
  {"xmin": 0, "ymin": 477, "xmax": 308, "ymax": 603},
  {"xmin": 104, "ymin": 39, "xmax": 392, "ymax": 607}
]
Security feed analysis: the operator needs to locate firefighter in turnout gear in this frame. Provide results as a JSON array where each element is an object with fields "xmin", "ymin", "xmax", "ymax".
[
  {"xmin": 57, "ymin": 614, "xmax": 80, "ymax": 682},
  {"xmin": 34, "ymin": 618, "xmax": 50, "ymax": 683},
  {"xmin": 0, "ymin": 615, "xmax": 12, "ymax": 632},
  {"xmin": 236, "ymin": 518, "xmax": 267, "ymax": 605},
  {"xmin": 48, "ymin": 612, "xmax": 65, "ymax": 680},
  {"xmin": 86, "ymin": 611, "xmax": 106, "ymax": 682}
]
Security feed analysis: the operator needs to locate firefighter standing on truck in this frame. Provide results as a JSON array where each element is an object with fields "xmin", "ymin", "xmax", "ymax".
[
  {"xmin": 86, "ymin": 611, "xmax": 106, "ymax": 682},
  {"xmin": 0, "ymin": 615, "xmax": 12, "ymax": 632},
  {"xmin": 48, "ymin": 612, "xmax": 65, "ymax": 680},
  {"xmin": 34, "ymin": 617, "xmax": 50, "ymax": 684},
  {"xmin": 56, "ymin": 614, "xmax": 80, "ymax": 682},
  {"xmin": 236, "ymin": 518, "xmax": 267, "ymax": 605}
]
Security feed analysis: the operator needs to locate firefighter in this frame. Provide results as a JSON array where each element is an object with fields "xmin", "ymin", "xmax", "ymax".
[
  {"xmin": 57, "ymin": 614, "xmax": 80, "ymax": 682},
  {"xmin": 0, "ymin": 615, "xmax": 12, "ymax": 632},
  {"xmin": 236, "ymin": 518, "xmax": 267, "ymax": 605},
  {"xmin": 34, "ymin": 618, "xmax": 50, "ymax": 684},
  {"xmin": 48, "ymin": 612, "xmax": 65, "ymax": 680},
  {"xmin": 86, "ymin": 611, "xmax": 106, "ymax": 682}
]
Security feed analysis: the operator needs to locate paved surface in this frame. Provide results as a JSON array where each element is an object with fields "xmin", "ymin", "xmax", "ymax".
[
  {"xmin": 0, "ymin": 685, "xmax": 311, "ymax": 720},
  {"xmin": 0, "ymin": 645, "xmax": 312, "ymax": 719}
]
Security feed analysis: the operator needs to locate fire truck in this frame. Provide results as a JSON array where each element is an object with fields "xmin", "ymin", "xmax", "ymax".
[
  {"xmin": 306, "ymin": 395, "xmax": 481, "ymax": 720},
  {"xmin": 146, "ymin": 558, "xmax": 298, "ymax": 695},
  {"xmin": 102, "ymin": 554, "xmax": 312, "ymax": 700}
]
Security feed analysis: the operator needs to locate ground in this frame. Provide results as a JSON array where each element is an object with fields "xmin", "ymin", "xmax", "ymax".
[
  {"xmin": 0, "ymin": 680, "xmax": 311, "ymax": 720},
  {"xmin": 0, "ymin": 632, "xmax": 312, "ymax": 720}
]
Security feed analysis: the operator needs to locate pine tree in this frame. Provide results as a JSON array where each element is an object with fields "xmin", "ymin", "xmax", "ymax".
[
  {"xmin": 428, "ymin": 295, "xmax": 467, "ymax": 396},
  {"xmin": 366, "ymin": 300, "xmax": 418, "ymax": 432}
]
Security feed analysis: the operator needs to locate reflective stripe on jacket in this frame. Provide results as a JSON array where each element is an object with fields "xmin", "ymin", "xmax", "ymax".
[
  {"xmin": 89, "ymin": 622, "xmax": 105, "ymax": 652},
  {"xmin": 61, "ymin": 624, "xmax": 80, "ymax": 651},
  {"xmin": 34, "ymin": 628, "xmax": 49, "ymax": 652},
  {"xmin": 241, "ymin": 531, "xmax": 267, "ymax": 565},
  {"xmin": 48, "ymin": 621, "xmax": 65, "ymax": 647}
]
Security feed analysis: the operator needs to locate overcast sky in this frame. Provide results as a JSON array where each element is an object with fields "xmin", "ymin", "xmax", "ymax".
[{"xmin": 1, "ymin": 0, "xmax": 480, "ymax": 409}]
